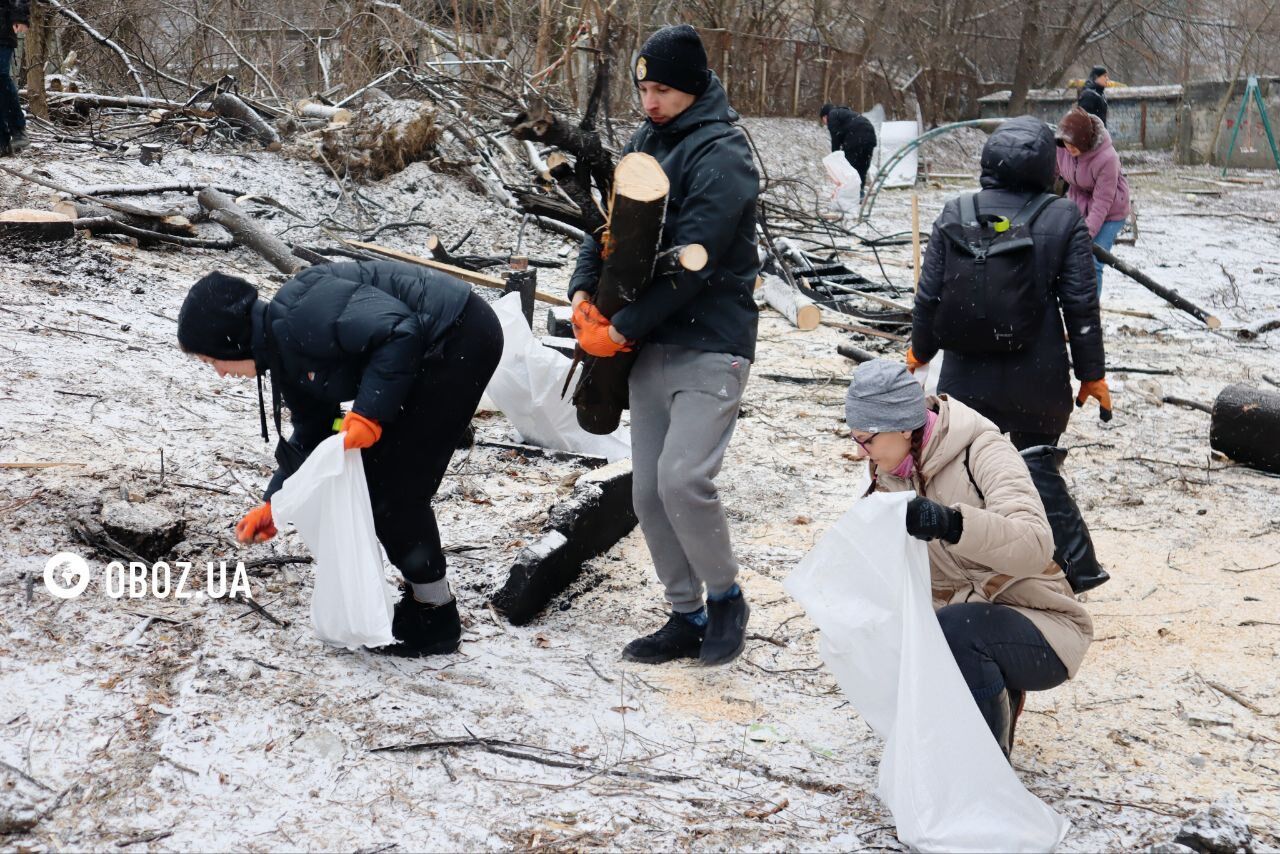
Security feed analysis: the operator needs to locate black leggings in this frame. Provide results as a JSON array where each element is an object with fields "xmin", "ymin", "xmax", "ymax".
[
  {"xmin": 937, "ymin": 603, "xmax": 1068, "ymax": 701},
  {"xmin": 363, "ymin": 292, "xmax": 503, "ymax": 583}
]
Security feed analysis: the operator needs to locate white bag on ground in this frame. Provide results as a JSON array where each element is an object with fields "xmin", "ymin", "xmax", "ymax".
[
  {"xmin": 785, "ymin": 492, "xmax": 1068, "ymax": 853},
  {"xmin": 270, "ymin": 434, "xmax": 396, "ymax": 650},
  {"xmin": 823, "ymin": 150, "xmax": 862, "ymax": 215},
  {"xmin": 484, "ymin": 292, "xmax": 630, "ymax": 461}
]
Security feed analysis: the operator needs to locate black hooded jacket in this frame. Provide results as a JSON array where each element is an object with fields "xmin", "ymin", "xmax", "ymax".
[
  {"xmin": 568, "ymin": 73, "xmax": 760, "ymax": 361},
  {"xmin": 1077, "ymin": 80, "xmax": 1108, "ymax": 125},
  {"xmin": 0, "ymin": 0, "xmax": 30, "ymax": 49},
  {"xmin": 826, "ymin": 106, "xmax": 877, "ymax": 156},
  {"xmin": 912, "ymin": 116, "xmax": 1105, "ymax": 435},
  {"xmin": 251, "ymin": 261, "xmax": 471, "ymax": 499}
]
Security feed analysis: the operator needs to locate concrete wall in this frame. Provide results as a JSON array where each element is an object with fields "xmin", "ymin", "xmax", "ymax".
[{"xmin": 978, "ymin": 79, "xmax": 1280, "ymax": 169}]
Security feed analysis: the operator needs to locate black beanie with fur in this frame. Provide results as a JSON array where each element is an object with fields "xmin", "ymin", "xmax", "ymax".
[
  {"xmin": 635, "ymin": 24, "xmax": 710, "ymax": 96},
  {"xmin": 177, "ymin": 272, "xmax": 259, "ymax": 360}
]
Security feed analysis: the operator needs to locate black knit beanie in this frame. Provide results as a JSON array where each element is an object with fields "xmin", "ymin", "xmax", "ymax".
[
  {"xmin": 177, "ymin": 272, "xmax": 259, "ymax": 360},
  {"xmin": 820, "ymin": 103, "xmax": 834, "ymax": 119},
  {"xmin": 1089, "ymin": 65, "xmax": 1107, "ymax": 81},
  {"xmin": 635, "ymin": 24, "xmax": 710, "ymax": 96}
]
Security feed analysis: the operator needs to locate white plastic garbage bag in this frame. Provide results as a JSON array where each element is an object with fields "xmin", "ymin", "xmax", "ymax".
[
  {"xmin": 823, "ymin": 150, "xmax": 862, "ymax": 215},
  {"xmin": 785, "ymin": 492, "xmax": 1068, "ymax": 853},
  {"xmin": 270, "ymin": 434, "xmax": 396, "ymax": 650},
  {"xmin": 876, "ymin": 120, "xmax": 920, "ymax": 189},
  {"xmin": 484, "ymin": 292, "xmax": 630, "ymax": 461}
]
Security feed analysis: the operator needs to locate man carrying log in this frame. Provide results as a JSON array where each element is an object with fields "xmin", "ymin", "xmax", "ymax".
[
  {"xmin": 0, "ymin": 0, "xmax": 29, "ymax": 156},
  {"xmin": 820, "ymin": 103, "xmax": 878, "ymax": 199},
  {"xmin": 176, "ymin": 262, "xmax": 503, "ymax": 657},
  {"xmin": 569, "ymin": 24, "xmax": 760, "ymax": 667}
]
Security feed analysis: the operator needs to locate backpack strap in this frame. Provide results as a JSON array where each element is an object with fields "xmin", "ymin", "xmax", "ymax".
[
  {"xmin": 963, "ymin": 445, "xmax": 986, "ymax": 503},
  {"xmin": 1012, "ymin": 192, "xmax": 1057, "ymax": 228},
  {"xmin": 958, "ymin": 192, "xmax": 979, "ymax": 227}
]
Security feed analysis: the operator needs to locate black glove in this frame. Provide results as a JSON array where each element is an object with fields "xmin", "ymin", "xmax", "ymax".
[{"xmin": 906, "ymin": 497, "xmax": 963, "ymax": 544}]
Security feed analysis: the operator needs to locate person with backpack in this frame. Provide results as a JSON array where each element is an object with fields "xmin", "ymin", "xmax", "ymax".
[
  {"xmin": 177, "ymin": 262, "xmax": 503, "ymax": 658},
  {"xmin": 1077, "ymin": 65, "xmax": 1109, "ymax": 126},
  {"xmin": 907, "ymin": 115, "xmax": 1109, "ymax": 450},
  {"xmin": 0, "ymin": 0, "xmax": 30, "ymax": 156},
  {"xmin": 1056, "ymin": 106, "xmax": 1131, "ymax": 293},
  {"xmin": 844, "ymin": 359, "xmax": 1094, "ymax": 758},
  {"xmin": 569, "ymin": 24, "xmax": 759, "ymax": 667},
  {"xmin": 820, "ymin": 103, "xmax": 878, "ymax": 199}
]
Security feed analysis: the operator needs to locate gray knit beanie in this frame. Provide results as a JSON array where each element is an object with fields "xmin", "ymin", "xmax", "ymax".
[{"xmin": 844, "ymin": 359, "xmax": 927, "ymax": 433}]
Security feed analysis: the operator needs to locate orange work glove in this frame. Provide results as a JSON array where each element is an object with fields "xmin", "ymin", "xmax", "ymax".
[
  {"xmin": 342, "ymin": 411, "xmax": 382, "ymax": 450},
  {"xmin": 572, "ymin": 300, "xmax": 632, "ymax": 358},
  {"xmin": 236, "ymin": 503, "xmax": 277, "ymax": 544},
  {"xmin": 1075, "ymin": 378, "xmax": 1113, "ymax": 422},
  {"xmin": 905, "ymin": 347, "xmax": 928, "ymax": 373}
]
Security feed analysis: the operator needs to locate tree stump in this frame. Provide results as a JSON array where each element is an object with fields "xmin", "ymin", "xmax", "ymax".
[{"xmin": 0, "ymin": 209, "xmax": 74, "ymax": 241}]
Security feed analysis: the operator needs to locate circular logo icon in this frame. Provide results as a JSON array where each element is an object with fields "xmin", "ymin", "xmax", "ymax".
[
  {"xmin": 636, "ymin": 57, "xmax": 647, "ymax": 80},
  {"xmin": 44, "ymin": 552, "xmax": 91, "ymax": 599}
]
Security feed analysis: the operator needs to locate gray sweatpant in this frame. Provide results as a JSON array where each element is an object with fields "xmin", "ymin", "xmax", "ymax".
[{"xmin": 628, "ymin": 343, "xmax": 751, "ymax": 613}]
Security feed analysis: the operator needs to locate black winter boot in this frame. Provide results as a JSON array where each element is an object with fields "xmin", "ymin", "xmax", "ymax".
[
  {"xmin": 622, "ymin": 613, "xmax": 704, "ymax": 664},
  {"xmin": 976, "ymin": 688, "xmax": 1015, "ymax": 759},
  {"xmin": 1008, "ymin": 689, "xmax": 1026, "ymax": 757},
  {"xmin": 700, "ymin": 588, "xmax": 749, "ymax": 666},
  {"xmin": 377, "ymin": 589, "xmax": 462, "ymax": 658}
]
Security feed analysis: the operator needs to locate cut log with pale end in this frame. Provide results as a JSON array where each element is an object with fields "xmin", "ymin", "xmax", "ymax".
[
  {"xmin": 211, "ymin": 93, "xmax": 282, "ymax": 150},
  {"xmin": 760, "ymin": 274, "xmax": 821, "ymax": 331},
  {"xmin": 198, "ymin": 188, "xmax": 303, "ymax": 274},
  {"xmin": 490, "ymin": 459, "xmax": 636, "ymax": 625},
  {"xmin": 654, "ymin": 243, "xmax": 708, "ymax": 278},
  {"xmin": 53, "ymin": 200, "xmax": 197, "ymax": 237},
  {"xmin": 1093, "ymin": 245, "xmax": 1220, "ymax": 329},
  {"xmin": 572, "ymin": 152, "xmax": 670, "ymax": 435},
  {"xmin": 1210, "ymin": 384, "xmax": 1280, "ymax": 474},
  {"xmin": 295, "ymin": 99, "xmax": 353, "ymax": 125},
  {"xmin": 0, "ymin": 209, "xmax": 74, "ymax": 241}
]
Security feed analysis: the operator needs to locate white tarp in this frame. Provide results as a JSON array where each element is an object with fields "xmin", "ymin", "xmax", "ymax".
[
  {"xmin": 484, "ymin": 293, "xmax": 630, "ymax": 461},
  {"xmin": 785, "ymin": 492, "xmax": 1068, "ymax": 853},
  {"xmin": 876, "ymin": 120, "xmax": 920, "ymax": 189},
  {"xmin": 271, "ymin": 434, "xmax": 397, "ymax": 651}
]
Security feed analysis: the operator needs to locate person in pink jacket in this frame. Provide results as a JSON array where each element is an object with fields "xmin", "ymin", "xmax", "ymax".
[{"xmin": 1056, "ymin": 106, "xmax": 1130, "ymax": 293}]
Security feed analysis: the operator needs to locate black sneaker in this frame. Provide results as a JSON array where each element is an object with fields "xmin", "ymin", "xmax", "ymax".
[
  {"xmin": 700, "ymin": 589, "xmax": 749, "ymax": 666},
  {"xmin": 622, "ymin": 613, "xmax": 704, "ymax": 664},
  {"xmin": 375, "ymin": 589, "xmax": 462, "ymax": 658}
]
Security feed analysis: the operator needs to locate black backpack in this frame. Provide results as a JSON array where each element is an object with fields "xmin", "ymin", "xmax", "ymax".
[{"xmin": 934, "ymin": 192, "xmax": 1057, "ymax": 353}]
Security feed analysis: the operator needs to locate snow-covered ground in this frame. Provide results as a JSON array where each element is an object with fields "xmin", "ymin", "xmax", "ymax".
[{"xmin": 1, "ymin": 116, "xmax": 1277, "ymax": 851}]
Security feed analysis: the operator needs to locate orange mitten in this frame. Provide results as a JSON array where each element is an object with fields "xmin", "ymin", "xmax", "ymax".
[
  {"xmin": 235, "ymin": 503, "xmax": 277, "ymax": 544},
  {"xmin": 342, "ymin": 411, "xmax": 383, "ymax": 450},
  {"xmin": 905, "ymin": 347, "xmax": 928, "ymax": 373},
  {"xmin": 1075, "ymin": 378, "xmax": 1113, "ymax": 421}
]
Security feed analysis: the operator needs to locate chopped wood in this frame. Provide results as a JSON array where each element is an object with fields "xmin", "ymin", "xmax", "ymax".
[
  {"xmin": 760, "ymin": 274, "xmax": 821, "ymax": 331},
  {"xmin": 0, "ymin": 166, "xmax": 185, "ymax": 221},
  {"xmin": 1093, "ymin": 245, "xmax": 1221, "ymax": 329},
  {"xmin": 198, "ymin": 188, "xmax": 304, "ymax": 274},
  {"xmin": 210, "ymin": 93, "xmax": 282, "ymax": 150},
  {"xmin": 72, "ymin": 217, "xmax": 235, "ymax": 250},
  {"xmin": 509, "ymin": 97, "xmax": 615, "ymax": 199},
  {"xmin": 1210, "ymin": 384, "xmax": 1280, "ymax": 474},
  {"xmin": 342, "ymin": 239, "xmax": 569, "ymax": 305},
  {"xmin": 654, "ymin": 244, "xmax": 708, "ymax": 278},
  {"xmin": 53, "ymin": 200, "xmax": 198, "ymax": 237},
  {"xmin": 0, "ymin": 209, "xmax": 74, "ymax": 241},
  {"xmin": 295, "ymin": 99, "xmax": 353, "ymax": 125}
]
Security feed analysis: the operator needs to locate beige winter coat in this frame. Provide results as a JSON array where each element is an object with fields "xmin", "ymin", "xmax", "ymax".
[{"xmin": 871, "ymin": 395, "xmax": 1093, "ymax": 677}]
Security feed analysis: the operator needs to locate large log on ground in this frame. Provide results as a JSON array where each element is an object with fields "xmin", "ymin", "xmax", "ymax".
[
  {"xmin": 1210, "ymin": 384, "xmax": 1280, "ymax": 474},
  {"xmin": 490, "ymin": 459, "xmax": 636, "ymax": 625},
  {"xmin": 0, "ymin": 209, "xmax": 74, "ymax": 241},
  {"xmin": 571, "ymin": 153, "xmax": 669, "ymax": 435},
  {"xmin": 52, "ymin": 200, "xmax": 197, "ymax": 236},
  {"xmin": 1093, "ymin": 245, "xmax": 1220, "ymax": 329},
  {"xmin": 211, "ymin": 93, "xmax": 282, "ymax": 150},
  {"xmin": 760, "ymin": 274, "xmax": 821, "ymax": 330},
  {"xmin": 198, "ymin": 188, "xmax": 303, "ymax": 274}
]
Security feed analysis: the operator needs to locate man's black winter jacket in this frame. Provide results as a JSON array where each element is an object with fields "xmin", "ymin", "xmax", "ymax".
[
  {"xmin": 250, "ymin": 261, "xmax": 471, "ymax": 498},
  {"xmin": 568, "ymin": 73, "xmax": 760, "ymax": 361},
  {"xmin": 912, "ymin": 116, "xmax": 1105, "ymax": 435},
  {"xmin": 825, "ymin": 106, "xmax": 877, "ymax": 156}
]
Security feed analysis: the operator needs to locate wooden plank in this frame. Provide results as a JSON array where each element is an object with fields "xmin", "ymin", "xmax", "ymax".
[{"xmin": 344, "ymin": 239, "xmax": 569, "ymax": 306}]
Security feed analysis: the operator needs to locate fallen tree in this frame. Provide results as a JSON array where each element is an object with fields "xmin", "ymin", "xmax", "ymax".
[
  {"xmin": 198, "ymin": 188, "xmax": 303, "ymax": 274},
  {"xmin": 1093, "ymin": 245, "xmax": 1221, "ymax": 329}
]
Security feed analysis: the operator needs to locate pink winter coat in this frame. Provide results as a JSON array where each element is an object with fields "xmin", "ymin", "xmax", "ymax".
[{"xmin": 1056, "ymin": 115, "xmax": 1130, "ymax": 238}]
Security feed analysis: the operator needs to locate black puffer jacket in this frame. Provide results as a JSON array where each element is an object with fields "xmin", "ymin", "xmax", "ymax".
[
  {"xmin": 0, "ymin": 0, "xmax": 30, "ymax": 49},
  {"xmin": 250, "ymin": 261, "xmax": 471, "ymax": 498},
  {"xmin": 912, "ymin": 116, "xmax": 1105, "ymax": 435},
  {"xmin": 568, "ymin": 73, "xmax": 760, "ymax": 361},
  {"xmin": 826, "ymin": 106, "xmax": 877, "ymax": 155},
  {"xmin": 1077, "ymin": 81, "xmax": 1108, "ymax": 126}
]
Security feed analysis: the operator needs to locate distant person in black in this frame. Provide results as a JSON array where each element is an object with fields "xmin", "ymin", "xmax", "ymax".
[
  {"xmin": 1077, "ymin": 65, "xmax": 1109, "ymax": 126},
  {"xmin": 820, "ymin": 103, "xmax": 877, "ymax": 198}
]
